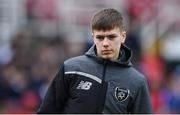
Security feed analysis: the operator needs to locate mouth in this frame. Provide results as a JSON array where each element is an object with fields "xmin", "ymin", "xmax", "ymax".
[{"xmin": 102, "ymin": 50, "xmax": 113, "ymax": 55}]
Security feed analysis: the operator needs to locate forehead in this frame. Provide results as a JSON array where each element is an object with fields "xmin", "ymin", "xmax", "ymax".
[{"xmin": 93, "ymin": 28, "xmax": 121, "ymax": 36}]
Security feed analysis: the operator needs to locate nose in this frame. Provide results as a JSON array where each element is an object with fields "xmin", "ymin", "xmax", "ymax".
[{"xmin": 102, "ymin": 38, "xmax": 109, "ymax": 47}]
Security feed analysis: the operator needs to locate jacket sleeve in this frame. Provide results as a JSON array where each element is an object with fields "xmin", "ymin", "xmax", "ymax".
[
  {"xmin": 131, "ymin": 78, "xmax": 153, "ymax": 114},
  {"xmin": 37, "ymin": 65, "xmax": 68, "ymax": 113}
]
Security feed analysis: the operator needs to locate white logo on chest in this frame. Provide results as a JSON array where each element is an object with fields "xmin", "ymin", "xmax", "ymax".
[
  {"xmin": 115, "ymin": 87, "xmax": 130, "ymax": 102},
  {"xmin": 77, "ymin": 81, "xmax": 92, "ymax": 90}
]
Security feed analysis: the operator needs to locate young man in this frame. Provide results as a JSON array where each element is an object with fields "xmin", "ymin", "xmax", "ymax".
[{"xmin": 37, "ymin": 8, "xmax": 152, "ymax": 114}]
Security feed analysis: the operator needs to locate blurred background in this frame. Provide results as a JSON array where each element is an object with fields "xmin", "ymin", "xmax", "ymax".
[{"xmin": 0, "ymin": 0, "xmax": 180, "ymax": 113}]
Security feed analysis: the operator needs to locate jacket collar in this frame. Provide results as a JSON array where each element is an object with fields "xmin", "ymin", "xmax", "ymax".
[{"xmin": 85, "ymin": 44, "xmax": 132, "ymax": 67}]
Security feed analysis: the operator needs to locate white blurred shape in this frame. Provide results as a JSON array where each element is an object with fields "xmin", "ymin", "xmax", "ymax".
[
  {"xmin": 161, "ymin": 33, "xmax": 180, "ymax": 61},
  {"xmin": 0, "ymin": 43, "xmax": 13, "ymax": 65}
]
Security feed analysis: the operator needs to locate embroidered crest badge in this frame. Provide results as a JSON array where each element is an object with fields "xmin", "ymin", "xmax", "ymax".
[{"xmin": 115, "ymin": 87, "xmax": 130, "ymax": 102}]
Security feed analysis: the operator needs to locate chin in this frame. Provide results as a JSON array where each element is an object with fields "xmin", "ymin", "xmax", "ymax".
[{"xmin": 102, "ymin": 55, "xmax": 113, "ymax": 60}]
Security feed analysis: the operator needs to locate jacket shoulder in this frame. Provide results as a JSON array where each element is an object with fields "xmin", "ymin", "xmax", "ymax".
[
  {"xmin": 64, "ymin": 55, "xmax": 90, "ymax": 71},
  {"xmin": 128, "ymin": 67, "xmax": 147, "ymax": 86},
  {"xmin": 64, "ymin": 55, "xmax": 88, "ymax": 65}
]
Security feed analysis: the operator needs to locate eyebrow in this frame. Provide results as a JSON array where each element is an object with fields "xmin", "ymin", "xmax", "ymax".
[{"xmin": 96, "ymin": 34, "xmax": 117, "ymax": 37}]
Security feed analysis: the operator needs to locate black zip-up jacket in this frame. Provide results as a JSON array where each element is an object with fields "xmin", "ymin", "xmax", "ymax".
[{"xmin": 37, "ymin": 44, "xmax": 152, "ymax": 114}]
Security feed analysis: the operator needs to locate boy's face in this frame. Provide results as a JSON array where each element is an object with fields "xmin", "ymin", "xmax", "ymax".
[{"xmin": 92, "ymin": 27, "xmax": 126, "ymax": 61}]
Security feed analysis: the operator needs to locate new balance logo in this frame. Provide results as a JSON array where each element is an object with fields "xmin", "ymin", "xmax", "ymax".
[{"xmin": 77, "ymin": 81, "xmax": 92, "ymax": 90}]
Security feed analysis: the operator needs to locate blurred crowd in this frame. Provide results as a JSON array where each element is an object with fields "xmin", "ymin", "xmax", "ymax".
[
  {"xmin": 0, "ymin": 30, "xmax": 90, "ymax": 113},
  {"xmin": 0, "ymin": 0, "xmax": 180, "ymax": 114}
]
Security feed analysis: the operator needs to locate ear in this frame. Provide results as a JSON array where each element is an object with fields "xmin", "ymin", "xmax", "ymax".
[
  {"xmin": 121, "ymin": 31, "xmax": 127, "ymax": 43},
  {"xmin": 92, "ymin": 32, "xmax": 96, "ymax": 42}
]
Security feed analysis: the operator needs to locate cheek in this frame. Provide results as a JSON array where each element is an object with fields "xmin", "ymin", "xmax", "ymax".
[
  {"xmin": 94, "ymin": 41, "xmax": 100, "ymax": 48},
  {"xmin": 113, "ymin": 40, "xmax": 121, "ymax": 48},
  {"xmin": 112, "ymin": 42, "xmax": 121, "ymax": 53},
  {"xmin": 94, "ymin": 39, "xmax": 99, "ymax": 45},
  {"xmin": 94, "ymin": 41, "xmax": 102, "ymax": 51}
]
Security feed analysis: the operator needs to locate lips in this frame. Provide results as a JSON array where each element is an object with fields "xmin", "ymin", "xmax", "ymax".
[{"xmin": 102, "ymin": 50, "xmax": 112, "ymax": 54}]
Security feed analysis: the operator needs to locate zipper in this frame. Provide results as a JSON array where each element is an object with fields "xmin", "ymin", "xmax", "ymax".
[{"xmin": 97, "ymin": 59, "xmax": 108, "ymax": 113}]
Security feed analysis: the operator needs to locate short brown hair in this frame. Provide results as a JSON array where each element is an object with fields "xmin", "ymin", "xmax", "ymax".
[{"xmin": 91, "ymin": 8, "xmax": 125, "ymax": 31}]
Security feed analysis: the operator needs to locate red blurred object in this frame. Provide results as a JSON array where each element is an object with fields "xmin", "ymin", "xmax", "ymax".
[
  {"xmin": 128, "ymin": 0, "xmax": 157, "ymax": 22},
  {"xmin": 1, "ymin": 90, "xmax": 39, "ymax": 114}
]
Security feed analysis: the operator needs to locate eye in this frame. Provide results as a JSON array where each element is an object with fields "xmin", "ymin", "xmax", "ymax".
[
  {"xmin": 107, "ymin": 35, "xmax": 117, "ymax": 40},
  {"xmin": 96, "ymin": 36, "xmax": 104, "ymax": 41}
]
